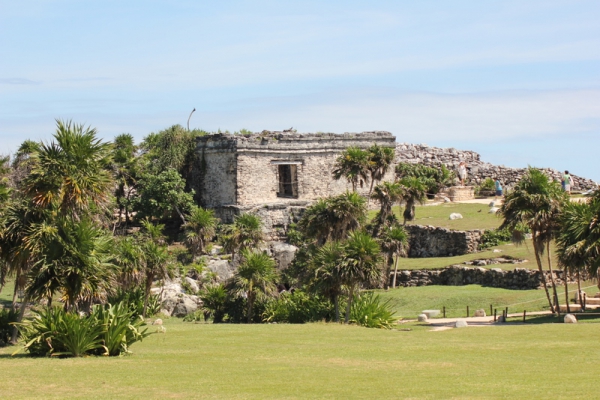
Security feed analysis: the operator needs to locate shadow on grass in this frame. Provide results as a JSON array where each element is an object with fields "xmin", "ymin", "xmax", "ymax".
[{"xmin": 508, "ymin": 314, "xmax": 600, "ymax": 324}]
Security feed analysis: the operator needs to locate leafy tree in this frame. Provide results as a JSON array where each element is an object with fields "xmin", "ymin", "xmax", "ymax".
[
  {"xmin": 311, "ymin": 241, "xmax": 346, "ymax": 322},
  {"xmin": 395, "ymin": 162, "xmax": 454, "ymax": 196},
  {"xmin": 370, "ymin": 181, "xmax": 403, "ymax": 237},
  {"xmin": 233, "ymin": 249, "xmax": 278, "ymax": 323},
  {"xmin": 132, "ymin": 168, "xmax": 195, "ymax": 224},
  {"xmin": 221, "ymin": 213, "xmax": 264, "ymax": 259},
  {"xmin": 366, "ymin": 144, "xmax": 395, "ymax": 200},
  {"xmin": 339, "ymin": 231, "xmax": 382, "ymax": 323},
  {"xmin": 332, "ymin": 147, "xmax": 370, "ymax": 192},
  {"xmin": 112, "ymin": 236, "xmax": 145, "ymax": 289},
  {"xmin": 184, "ymin": 206, "xmax": 218, "ymax": 256},
  {"xmin": 139, "ymin": 221, "xmax": 170, "ymax": 317},
  {"xmin": 398, "ymin": 176, "xmax": 428, "ymax": 224},
  {"xmin": 23, "ymin": 120, "xmax": 113, "ymax": 218},
  {"xmin": 499, "ymin": 167, "xmax": 568, "ymax": 314},
  {"xmin": 111, "ymin": 133, "xmax": 139, "ymax": 225},
  {"xmin": 379, "ymin": 225, "xmax": 409, "ymax": 288}
]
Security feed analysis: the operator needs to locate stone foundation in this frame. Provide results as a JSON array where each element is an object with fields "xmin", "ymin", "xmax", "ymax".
[
  {"xmin": 444, "ymin": 186, "xmax": 475, "ymax": 201},
  {"xmin": 405, "ymin": 225, "xmax": 483, "ymax": 257}
]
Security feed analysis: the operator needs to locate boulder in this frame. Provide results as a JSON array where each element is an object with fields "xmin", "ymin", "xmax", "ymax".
[
  {"xmin": 449, "ymin": 213, "xmax": 463, "ymax": 220},
  {"xmin": 564, "ymin": 314, "xmax": 577, "ymax": 324},
  {"xmin": 171, "ymin": 295, "xmax": 201, "ymax": 317},
  {"xmin": 417, "ymin": 314, "xmax": 428, "ymax": 322},
  {"xmin": 422, "ymin": 310, "xmax": 440, "ymax": 318},
  {"xmin": 184, "ymin": 277, "xmax": 200, "ymax": 294},
  {"xmin": 474, "ymin": 309, "xmax": 486, "ymax": 317},
  {"xmin": 454, "ymin": 320, "xmax": 468, "ymax": 328},
  {"xmin": 269, "ymin": 242, "xmax": 299, "ymax": 270},
  {"xmin": 206, "ymin": 259, "xmax": 234, "ymax": 281}
]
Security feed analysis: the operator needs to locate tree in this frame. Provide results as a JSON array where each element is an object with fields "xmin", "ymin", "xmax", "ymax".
[
  {"xmin": 370, "ymin": 181, "xmax": 403, "ymax": 237},
  {"xmin": 199, "ymin": 283, "xmax": 228, "ymax": 323},
  {"xmin": 395, "ymin": 162, "xmax": 455, "ymax": 196},
  {"xmin": 499, "ymin": 167, "xmax": 567, "ymax": 314},
  {"xmin": 132, "ymin": 168, "xmax": 195, "ymax": 224},
  {"xmin": 311, "ymin": 241, "xmax": 346, "ymax": 322},
  {"xmin": 339, "ymin": 231, "xmax": 382, "ymax": 323},
  {"xmin": 111, "ymin": 133, "xmax": 139, "ymax": 225},
  {"xmin": 366, "ymin": 145, "xmax": 395, "ymax": 200},
  {"xmin": 398, "ymin": 176, "xmax": 427, "ymax": 224},
  {"xmin": 184, "ymin": 206, "xmax": 218, "ymax": 256},
  {"xmin": 221, "ymin": 213, "xmax": 264, "ymax": 259},
  {"xmin": 332, "ymin": 147, "xmax": 370, "ymax": 192},
  {"xmin": 379, "ymin": 225, "xmax": 409, "ymax": 289},
  {"xmin": 328, "ymin": 191, "xmax": 368, "ymax": 241},
  {"xmin": 296, "ymin": 199, "xmax": 333, "ymax": 245},
  {"xmin": 233, "ymin": 249, "xmax": 278, "ymax": 323},
  {"xmin": 139, "ymin": 221, "xmax": 170, "ymax": 317},
  {"xmin": 23, "ymin": 120, "xmax": 113, "ymax": 218}
]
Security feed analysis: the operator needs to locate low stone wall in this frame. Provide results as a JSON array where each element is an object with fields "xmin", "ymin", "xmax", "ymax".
[
  {"xmin": 405, "ymin": 225, "xmax": 483, "ymax": 257},
  {"xmin": 392, "ymin": 265, "xmax": 576, "ymax": 290},
  {"xmin": 395, "ymin": 143, "xmax": 597, "ymax": 190}
]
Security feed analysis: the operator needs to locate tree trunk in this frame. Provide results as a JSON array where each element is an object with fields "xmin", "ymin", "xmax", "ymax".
[
  {"xmin": 247, "ymin": 281, "xmax": 254, "ymax": 323},
  {"xmin": 143, "ymin": 273, "xmax": 154, "ymax": 318},
  {"xmin": 563, "ymin": 272, "xmax": 570, "ymax": 314},
  {"xmin": 10, "ymin": 295, "xmax": 29, "ymax": 344},
  {"xmin": 532, "ymin": 235, "xmax": 555, "ymax": 313},
  {"xmin": 367, "ymin": 178, "xmax": 375, "ymax": 206},
  {"xmin": 334, "ymin": 294, "xmax": 340, "ymax": 323},
  {"xmin": 577, "ymin": 268, "xmax": 583, "ymax": 308},
  {"xmin": 546, "ymin": 241, "xmax": 560, "ymax": 316},
  {"xmin": 174, "ymin": 204, "xmax": 187, "ymax": 225},
  {"xmin": 345, "ymin": 285, "xmax": 354, "ymax": 324},
  {"xmin": 392, "ymin": 253, "xmax": 400, "ymax": 289}
]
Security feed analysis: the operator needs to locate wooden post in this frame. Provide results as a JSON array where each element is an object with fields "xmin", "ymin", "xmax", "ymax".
[
  {"xmin": 443, "ymin": 306, "xmax": 446, "ymax": 318},
  {"xmin": 505, "ymin": 307, "xmax": 508, "ymax": 318},
  {"xmin": 494, "ymin": 309, "xmax": 497, "ymax": 322},
  {"xmin": 490, "ymin": 304, "xmax": 493, "ymax": 316},
  {"xmin": 523, "ymin": 310, "xmax": 526, "ymax": 323},
  {"xmin": 467, "ymin": 306, "xmax": 469, "ymax": 318}
]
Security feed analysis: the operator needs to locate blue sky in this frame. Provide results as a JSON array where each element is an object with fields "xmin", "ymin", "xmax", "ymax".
[{"xmin": 1, "ymin": 0, "xmax": 599, "ymax": 180}]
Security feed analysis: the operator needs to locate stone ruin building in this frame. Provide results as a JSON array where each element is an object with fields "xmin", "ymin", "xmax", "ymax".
[{"xmin": 193, "ymin": 130, "xmax": 396, "ymax": 239}]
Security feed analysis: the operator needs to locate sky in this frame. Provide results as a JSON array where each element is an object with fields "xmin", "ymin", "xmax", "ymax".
[{"xmin": 1, "ymin": 0, "xmax": 599, "ymax": 181}]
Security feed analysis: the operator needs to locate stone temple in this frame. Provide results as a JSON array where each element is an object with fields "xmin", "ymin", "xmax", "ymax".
[{"xmin": 192, "ymin": 130, "xmax": 396, "ymax": 238}]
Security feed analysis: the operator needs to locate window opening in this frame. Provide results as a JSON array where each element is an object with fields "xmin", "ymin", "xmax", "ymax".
[{"xmin": 278, "ymin": 164, "xmax": 298, "ymax": 198}]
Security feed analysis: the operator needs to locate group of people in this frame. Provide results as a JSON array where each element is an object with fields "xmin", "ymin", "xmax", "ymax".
[{"xmin": 458, "ymin": 161, "xmax": 575, "ymax": 196}]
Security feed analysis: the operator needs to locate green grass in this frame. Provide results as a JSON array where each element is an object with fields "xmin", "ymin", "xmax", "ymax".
[
  {"xmin": 0, "ymin": 279, "xmax": 15, "ymax": 308},
  {"xmin": 369, "ymin": 202, "xmax": 503, "ymax": 231},
  {"xmin": 2, "ymin": 318, "xmax": 600, "ymax": 398},
  {"xmin": 376, "ymin": 283, "xmax": 599, "ymax": 319}
]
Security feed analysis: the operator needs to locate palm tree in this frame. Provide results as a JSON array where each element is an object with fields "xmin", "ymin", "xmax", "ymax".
[
  {"xmin": 499, "ymin": 167, "xmax": 567, "ymax": 314},
  {"xmin": 332, "ymin": 147, "xmax": 370, "ymax": 192},
  {"xmin": 371, "ymin": 182, "xmax": 403, "ymax": 237},
  {"xmin": 312, "ymin": 241, "xmax": 346, "ymax": 322},
  {"xmin": 184, "ymin": 206, "xmax": 218, "ymax": 256},
  {"xmin": 380, "ymin": 225, "xmax": 409, "ymax": 289},
  {"xmin": 398, "ymin": 177, "xmax": 427, "ymax": 224},
  {"xmin": 141, "ymin": 240, "xmax": 169, "ymax": 318},
  {"xmin": 340, "ymin": 231, "xmax": 382, "ymax": 323},
  {"xmin": 366, "ymin": 145, "xmax": 395, "ymax": 200},
  {"xmin": 222, "ymin": 213, "xmax": 264, "ymax": 259},
  {"xmin": 23, "ymin": 120, "xmax": 113, "ymax": 219},
  {"xmin": 329, "ymin": 191, "xmax": 368, "ymax": 241},
  {"xmin": 297, "ymin": 199, "xmax": 333, "ymax": 245},
  {"xmin": 111, "ymin": 133, "xmax": 138, "ymax": 225},
  {"xmin": 112, "ymin": 236, "xmax": 145, "ymax": 289},
  {"xmin": 233, "ymin": 249, "xmax": 278, "ymax": 323},
  {"xmin": 199, "ymin": 283, "xmax": 228, "ymax": 323}
]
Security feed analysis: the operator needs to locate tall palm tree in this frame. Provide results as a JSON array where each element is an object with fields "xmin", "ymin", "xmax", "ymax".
[
  {"xmin": 23, "ymin": 120, "xmax": 113, "ymax": 218},
  {"xmin": 340, "ymin": 231, "xmax": 382, "ymax": 323},
  {"xmin": 141, "ymin": 240, "xmax": 169, "ymax": 318},
  {"xmin": 222, "ymin": 213, "xmax": 264, "ymax": 259},
  {"xmin": 233, "ymin": 249, "xmax": 278, "ymax": 323},
  {"xmin": 366, "ymin": 145, "xmax": 395, "ymax": 200},
  {"xmin": 398, "ymin": 176, "xmax": 427, "ymax": 224},
  {"xmin": 297, "ymin": 199, "xmax": 334, "ymax": 245},
  {"xmin": 311, "ymin": 241, "xmax": 346, "ymax": 322},
  {"xmin": 184, "ymin": 206, "xmax": 218, "ymax": 256},
  {"xmin": 371, "ymin": 182, "xmax": 403, "ymax": 237},
  {"xmin": 112, "ymin": 236, "xmax": 145, "ymax": 289},
  {"xmin": 332, "ymin": 147, "xmax": 370, "ymax": 192},
  {"xmin": 111, "ymin": 133, "xmax": 138, "ymax": 225},
  {"xmin": 499, "ymin": 167, "xmax": 567, "ymax": 314},
  {"xmin": 329, "ymin": 191, "xmax": 368, "ymax": 241},
  {"xmin": 379, "ymin": 225, "xmax": 409, "ymax": 289}
]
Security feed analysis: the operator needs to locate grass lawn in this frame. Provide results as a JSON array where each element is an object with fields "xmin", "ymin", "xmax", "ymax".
[
  {"xmin": 371, "ymin": 202, "xmax": 503, "ymax": 231},
  {"xmin": 2, "ymin": 318, "xmax": 600, "ymax": 399},
  {"xmin": 375, "ymin": 283, "xmax": 599, "ymax": 319}
]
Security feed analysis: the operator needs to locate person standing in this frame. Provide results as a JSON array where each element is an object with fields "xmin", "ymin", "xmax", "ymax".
[
  {"xmin": 563, "ymin": 170, "xmax": 574, "ymax": 194},
  {"xmin": 458, "ymin": 161, "xmax": 467, "ymax": 186},
  {"xmin": 495, "ymin": 178, "xmax": 503, "ymax": 197}
]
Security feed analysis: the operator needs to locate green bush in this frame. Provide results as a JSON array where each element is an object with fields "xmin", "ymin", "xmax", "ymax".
[
  {"xmin": 108, "ymin": 287, "xmax": 161, "ymax": 318},
  {"xmin": 350, "ymin": 292, "xmax": 396, "ymax": 329},
  {"xmin": 475, "ymin": 178, "xmax": 495, "ymax": 195},
  {"xmin": 479, "ymin": 228, "xmax": 512, "ymax": 249},
  {"xmin": 16, "ymin": 302, "xmax": 149, "ymax": 357},
  {"xmin": 0, "ymin": 307, "xmax": 18, "ymax": 346},
  {"xmin": 261, "ymin": 291, "xmax": 333, "ymax": 323}
]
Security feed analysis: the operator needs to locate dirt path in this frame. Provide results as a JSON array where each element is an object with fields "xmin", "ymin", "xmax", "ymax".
[{"xmin": 425, "ymin": 311, "xmax": 552, "ymax": 331}]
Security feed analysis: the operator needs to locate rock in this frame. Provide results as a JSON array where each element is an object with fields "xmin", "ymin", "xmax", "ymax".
[
  {"xmin": 209, "ymin": 245, "xmax": 223, "ymax": 256},
  {"xmin": 493, "ymin": 249, "xmax": 502, "ymax": 253},
  {"xmin": 449, "ymin": 213, "xmax": 463, "ymax": 220},
  {"xmin": 417, "ymin": 314, "xmax": 428, "ymax": 322},
  {"xmin": 489, "ymin": 207, "xmax": 499, "ymax": 213},
  {"xmin": 171, "ymin": 295, "xmax": 200, "ymax": 317},
  {"xmin": 564, "ymin": 314, "xmax": 577, "ymax": 324},
  {"xmin": 152, "ymin": 318, "xmax": 163, "ymax": 325},
  {"xmin": 474, "ymin": 309, "xmax": 486, "ymax": 317},
  {"xmin": 184, "ymin": 277, "xmax": 200, "ymax": 294},
  {"xmin": 206, "ymin": 259, "xmax": 234, "ymax": 281},
  {"xmin": 422, "ymin": 310, "xmax": 440, "ymax": 318},
  {"xmin": 454, "ymin": 320, "xmax": 468, "ymax": 328},
  {"xmin": 441, "ymin": 196, "xmax": 451, "ymax": 203},
  {"xmin": 488, "ymin": 201, "xmax": 496, "ymax": 208},
  {"xmin": 269, "ymin": 242, "xmax": 299, "ymax": 270}
]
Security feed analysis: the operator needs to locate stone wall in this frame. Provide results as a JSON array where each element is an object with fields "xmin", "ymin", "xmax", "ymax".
[
  {"xmin": 393, "ymin": 265, "xmax": 576, "ymax": 290},
  {"xmin": 194, "ymin": 136, "xmax": 238, "ymax": 208},
  {"xmin": 405, "ymin": 225, "xmax": 483, "ymax": 257},
  {"xmin": 395, "ymin": 143, "xmax": 597, "ymax": 190}
]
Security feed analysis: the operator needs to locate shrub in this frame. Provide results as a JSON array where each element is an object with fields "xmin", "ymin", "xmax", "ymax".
[
  {"xmin": 0, "ymin": 307, "xmax": 18, "ymax": 346},
  {"xmin": 479, "ymin": 228, "xmax": 512, "ymax": 249},
  {"xmin": 199, "ymin": 283, "xmax": 228, "ymax": 323},
  {"xmin": 108, "ymin": 287, "xmax": 161, "ymax": 318},
  {"xmin": 16, "ymin": 302, "xmax": 149, "ymax": 357},
  {"xmin": 350, "ymin": 292, "xmax": 396, "ymax": 329},
  {"xmin": 261, "ymin": 291, "xmax": 334, "ymax": 323},
  {"xmin": 475, "ymin": 178, "xmax": 495, "ymax": 195}
]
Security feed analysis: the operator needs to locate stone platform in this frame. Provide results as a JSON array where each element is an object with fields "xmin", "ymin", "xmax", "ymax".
[{"xmin": 445, "ymin": 186, "xmax": 475, "ymax": 202}]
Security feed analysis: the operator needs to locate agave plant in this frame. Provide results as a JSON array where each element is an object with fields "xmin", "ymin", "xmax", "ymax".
[{"xmin": 349, "ymin": 291, "xmax": 396, "ymax": 329}]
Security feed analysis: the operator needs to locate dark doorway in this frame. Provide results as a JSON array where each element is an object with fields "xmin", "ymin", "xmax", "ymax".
[{"xmin": 278, "ymin": 164, "xmax": 298, "ymax": 198}]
